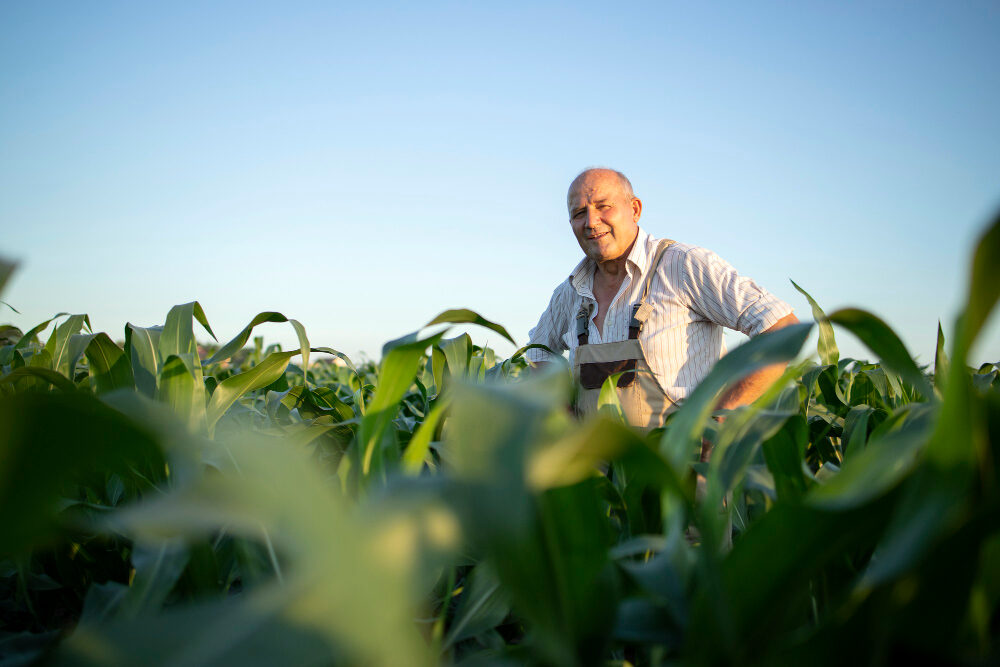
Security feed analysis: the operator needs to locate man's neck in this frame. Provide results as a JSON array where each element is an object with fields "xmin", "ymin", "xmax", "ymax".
[{"xmin": 593, "ymin": 235, "xmax": 637, "ymax": 284}]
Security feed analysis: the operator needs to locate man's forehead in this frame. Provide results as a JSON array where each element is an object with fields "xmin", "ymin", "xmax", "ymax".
[
  {"xmin": 568, "ymin": 173, "xmax": 624, "ymax": 205},
  {"xmin": 570, "ymin": 192, "xmax": 611, "ymax": 206}
]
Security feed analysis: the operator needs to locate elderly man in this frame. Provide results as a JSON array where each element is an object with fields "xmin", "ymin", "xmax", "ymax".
[{"xmin": 526, "ymin": 168, "xmax": 798, "ymax": 428}]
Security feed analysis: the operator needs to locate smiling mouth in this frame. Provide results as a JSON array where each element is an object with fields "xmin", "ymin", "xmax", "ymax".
[{"xmin": 587, "ymin": 232, "xmax": 609, "ymax": 241}]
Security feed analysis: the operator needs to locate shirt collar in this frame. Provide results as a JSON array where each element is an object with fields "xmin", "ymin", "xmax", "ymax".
[{"xmin": 568, "ymin": 226, "xmax": 650, "ymax": 293}]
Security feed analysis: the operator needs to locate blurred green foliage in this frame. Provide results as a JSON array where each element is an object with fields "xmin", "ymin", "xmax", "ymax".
[{"xmin": 0, "ymin": 214, "xmax": 998, "ymax": 666}]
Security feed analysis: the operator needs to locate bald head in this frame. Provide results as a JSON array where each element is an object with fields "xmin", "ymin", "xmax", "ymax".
[{"xmin": 567, "ymin": 168, "xmax": 635, "ymax": 210}]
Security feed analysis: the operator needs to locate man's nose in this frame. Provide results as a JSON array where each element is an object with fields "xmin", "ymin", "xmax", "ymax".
[{"xmin": 585, "ymin": 208, "xmax": 600, "ymax": 227}]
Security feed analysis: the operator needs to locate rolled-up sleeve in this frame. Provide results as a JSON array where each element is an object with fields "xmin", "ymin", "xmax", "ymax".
[
  {"xmin": 525, "ymin": 280, "xmax": 573, "ymax": 363},
  {"xmin": 676, "ymin": 247, "xmax": 793, "ymax": 337}
]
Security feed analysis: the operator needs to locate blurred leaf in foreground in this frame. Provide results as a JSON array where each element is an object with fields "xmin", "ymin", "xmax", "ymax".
[{"xmin": 58, "ymin": 432, "xmax": 438, "ymax": 667}]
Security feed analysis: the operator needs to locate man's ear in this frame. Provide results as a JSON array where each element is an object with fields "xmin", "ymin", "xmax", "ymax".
[{"xmin": 631, "ymin": 197, "xmax": 643, "ymax": 222}]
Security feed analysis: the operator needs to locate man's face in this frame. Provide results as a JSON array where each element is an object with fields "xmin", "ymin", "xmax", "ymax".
[{"xmin": 567, "ymin": 171, "xmax": 641, "ymax": 264}]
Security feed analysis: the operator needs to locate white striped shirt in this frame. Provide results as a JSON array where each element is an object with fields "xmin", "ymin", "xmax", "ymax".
[{"xmin": 525, "ymin": 227, "xmax": 794, "ymax": 402}]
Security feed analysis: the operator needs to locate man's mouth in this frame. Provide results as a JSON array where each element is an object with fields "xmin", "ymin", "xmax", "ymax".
[{"xmin": 587, "ymin": 232, "xmax": 609, "ymax": 241}]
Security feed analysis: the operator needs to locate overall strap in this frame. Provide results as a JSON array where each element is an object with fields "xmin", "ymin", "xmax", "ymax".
[
  {"xmin": 629, "ymin": 239, "xmax": 676, "ymax": 337},
  {"xmin": 576, "ymin": 303, "xmax": 592, "ymax": 346}
]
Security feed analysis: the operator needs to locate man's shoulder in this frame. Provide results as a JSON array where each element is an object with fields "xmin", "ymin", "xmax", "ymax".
[
  {"xmin": 648, "ymin": 239, "xmax": 734, "ymax": 288},
  {"xmin": 533, "ymin": 277, "xmax": 579, "ymax": 330},
  {"xmin": 640, "ymin": 229, "xmax": 694, "ymax": 254},
  {"xmin": 646, "ymin": 237, "xmax": 707, "ymax": 267},
  {"xmin": 662, "ymin": 240, "xmax": 699, "ymax": 255},
  {"xmin": 552, "ymin": 275, "xmax": 576, "ymax": 295},
  {"xmin": 543, "ymin": 275, "xmax": 578, "ymax": 308}
]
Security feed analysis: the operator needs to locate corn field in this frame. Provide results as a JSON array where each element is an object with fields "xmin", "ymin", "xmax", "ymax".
[{"xmin": 0, "ymin": 213, "xmax": 998, "ymax": 666}]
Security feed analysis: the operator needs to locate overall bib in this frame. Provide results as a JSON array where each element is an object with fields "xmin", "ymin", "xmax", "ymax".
[{"xmin": 572, "ymin": 239, "xmax": 677, "ymax": 430}]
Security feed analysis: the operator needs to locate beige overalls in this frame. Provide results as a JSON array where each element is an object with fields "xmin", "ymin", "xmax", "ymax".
[{"xmin": 572, "ymin": 239, "xmax": 677, "ymax": 430}]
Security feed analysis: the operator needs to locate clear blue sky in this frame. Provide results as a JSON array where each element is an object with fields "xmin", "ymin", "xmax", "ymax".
[{"xmin": 2, "ymin": 1, "xmax": 998, "ymax": 366}]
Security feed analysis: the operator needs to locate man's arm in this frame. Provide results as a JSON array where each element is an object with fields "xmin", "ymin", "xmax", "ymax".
[
  {"xmin": 524, "ymin": 281, "xmax": 573, "ymax": 369},
  {"xmin": 716, "ymin": 313, "xmax": 800, "ymax": 410}
]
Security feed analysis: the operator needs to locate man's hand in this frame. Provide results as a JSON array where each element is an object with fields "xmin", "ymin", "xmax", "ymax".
[{"xmin": 716, "ymin": 313, "xmax": 800, "ymax": 411}]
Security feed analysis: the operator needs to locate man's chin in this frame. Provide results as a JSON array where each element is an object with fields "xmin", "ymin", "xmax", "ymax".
[{"xmin": 587, "ymin": 248, "xmax": 624, "ymax": 264}]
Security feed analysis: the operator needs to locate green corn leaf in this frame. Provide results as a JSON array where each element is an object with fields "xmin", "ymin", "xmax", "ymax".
[
  {"xmin": 156, "ymin": 304, "xmax": 214, "ymax": 431},
  {"xmin": 159, "ymin": 302, "xmax": 215, "ymax": 362},
  {"xmin": 27, "ymin": 348, "xmax": 52, "ymax": 369},
  {"xmin": 828, "ymin": 308, "xmax": 934, "ymax": 401},
  {"xmin": 361, "ymin": 332, "xmax": 446, "ymax": 477},
  {"xmin": 65, "ymin": 333, "xmax": 98, "ymax": 380},
  {"xmin": 807, "ymin": 403, "xmax": 935, "ymax": 510},
  {"xmin": 510, "ymin": 342, "xmax": 558, "ymax": 361},
  {"xmin": 309, "ymin": 346, "xmax": 359, "ymax": 379},
  {"xmin": 431, "ymin": 347, "xmax": 446, "ymax": 395},
  {"xmin": 444, "ymin": 563, "xmax": 509, "ymax": 648},
  {"xmin": 126, "ymin": 324, "xmax": 162, "ymax": 398},
  {"xmin": 528, "ymin": 416, "xmax": 663, "ymax": 492},
  {"xmin": 597, "ymin": 372, "xmax": 627, "ymax": 423},
  {"xmin": 205, "ymin": 350, "xmax": 302, "ymax": 434},
  {"xmin": 0, "ymin": 366, "xmax": 77, "ymax": 393},
  {"xmin": 85, "ymin": 333, "xmax": 134, "ymax": 394},
  {"xmin": 842, "ymin": 404, "xmax": 876, "ymax": 458},
  {"xmin": 439, "ymin": 334, "xmax": 472, "ymax": 379},
  {"xmin": 118, "ymin": 541, "xmax": 190, "ymax": 617},
  {"xmin": 424, "ymin": 308, "xmax": 516, "ymax": 346},
  {"xmin": 46, "ymin": 314, "xmax": 91, "ymax": 376},
  {"xmin": 761, "ymin": 415, "xmax": 809, "ymax": 502},
  {"xmin": 0, "ymin": 342, "xmax": 14, "ymax": 366},
  {"xmin": 192, "ymin": 302, "xmax": 217, "ymax": 342},
  {"xmin": 12, "ymin": 312, "xmax": 69, "ymax": 353},
  {"xmin": 157, "ymin": 354, "xmax": 206, "ymax": 431},
  {"xmin": 401, "ymin": 397, "xmax": 449, "ymax": 474},
  {"xmin": 205, "ymin": 312, "xmax": 290, "ymax": 365},
  {"xmin": 289, "ymin": 319, "xmax": 310, "ymax": 386},
  {"xmin": 791, "ymin": 280, "xmax": 839, "ymax": 366},
  {"xmin": 933, "ymin": 322, "xmax": 949, "ymax": 392},
  {"xmin": 285, "ymin": 422, "xmax": 346, "ymax": 449}
]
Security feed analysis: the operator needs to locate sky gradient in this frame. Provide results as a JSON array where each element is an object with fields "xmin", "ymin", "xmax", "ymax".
[{"xmin": 2, "ymin": 1, "xmax": 998, "ymax": 366}]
